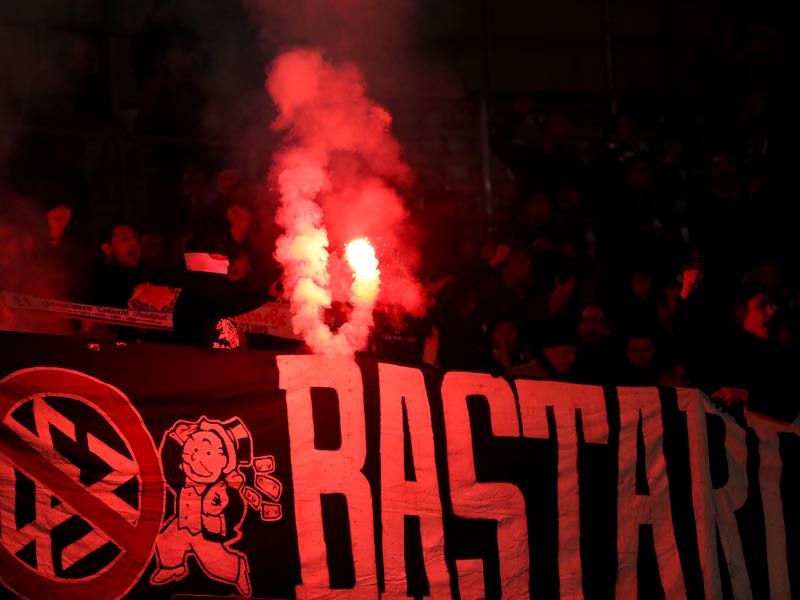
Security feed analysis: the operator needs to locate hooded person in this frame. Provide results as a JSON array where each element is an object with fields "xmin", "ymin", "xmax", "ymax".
[
  {"xmin": 507, "ymin": 320, "xmax": 580, "ymax": 380},
  {"xmin": 172, "ymin": 233, "xmax": 273, "ymax": 349}
]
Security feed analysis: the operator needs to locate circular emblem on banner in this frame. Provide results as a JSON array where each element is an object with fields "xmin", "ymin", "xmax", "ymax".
[{"xmin": 0, "ymin": 368, "xmax": 164, "ymax": 599}]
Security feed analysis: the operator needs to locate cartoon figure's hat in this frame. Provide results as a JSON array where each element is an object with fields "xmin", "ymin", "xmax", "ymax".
[{"xmin": 199, "ymin": 417, "xmax": 253, "ymax": 472}]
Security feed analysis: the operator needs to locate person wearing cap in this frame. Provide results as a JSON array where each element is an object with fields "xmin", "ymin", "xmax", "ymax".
[
  {"xmin": 172, "ymin": 233, "xmax": 273, "ymax": 349},
  {"xmin": 507, "ymin": 321, "xmax": 580, "ymax": 380}
]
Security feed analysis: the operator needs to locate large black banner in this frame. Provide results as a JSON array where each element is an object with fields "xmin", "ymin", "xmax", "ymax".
[{"xmin": 0, "ymin": 332, "xmax": 797, "ymax": 599}]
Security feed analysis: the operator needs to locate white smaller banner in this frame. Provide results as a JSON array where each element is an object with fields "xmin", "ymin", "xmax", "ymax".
[{"xmin": 1, "ymin": 290, "xmax": 301, "ymax": 340}]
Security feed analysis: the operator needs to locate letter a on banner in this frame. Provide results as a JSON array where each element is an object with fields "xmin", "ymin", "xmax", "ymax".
[
  {"xmin": 616, "ymin": 387, "xmax": 686, "ymax": 599},
  {"xmin": 441, "ymin": 372, "xmax": 529, "ymax": 599},
  {"xmin": 378, "ymin": 364, "xmax": 449, "ymax": 598},
  {"xmin": 277, "ymin": 355, "xmax": 377, "ymax": 598}
]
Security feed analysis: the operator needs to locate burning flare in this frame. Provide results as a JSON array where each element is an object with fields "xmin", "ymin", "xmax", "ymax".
[
  {"xmin": 346, "ymin": 238, "xmax": 379, "ymax": 286},
  {"xmin": 267, "ymin": 48, "xmax": 422, "ymax": 357}
]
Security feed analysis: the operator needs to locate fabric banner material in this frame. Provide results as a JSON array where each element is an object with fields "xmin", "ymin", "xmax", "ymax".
[
  {"xmin": 0, "ymin": 331, "xmax": 797, "ymax": 599},
  {"xmin": 1, "ymin": 290, "xmax": 301, "ymax": 339}
]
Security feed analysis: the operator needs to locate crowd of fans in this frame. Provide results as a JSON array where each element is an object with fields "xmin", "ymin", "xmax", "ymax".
[
  {"xmin": 0, "ymin": 12, "xmax": 797, "ymax": 423},
  {"xmin": 418, "ymin": 97, "xmax": 796, "ymax": 422}
]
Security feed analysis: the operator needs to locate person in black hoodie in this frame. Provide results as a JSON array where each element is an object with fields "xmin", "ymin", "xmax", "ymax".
[
  {"xmin": 81, "ymin": 221, "xmax": 148, "ymax": 339},
  {"xmin": 507, "ymin": 321, "xmax": 580, "ymax": 381},
  {"xmin": 675, "ymin": 270, "xmax": 798, "ymax": 422},
  {"xmin": 172, "ymin": 234, "xmax": 272, "ymax": 349},
  {"xmin": 89, "ymin": 221, "xmax": 145, "ymax": 308},
  {"xmin": 573, "ymin": 303, "xmax": 614, "ymax": 384}
]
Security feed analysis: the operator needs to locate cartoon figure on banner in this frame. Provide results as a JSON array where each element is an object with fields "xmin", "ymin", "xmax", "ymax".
[{"xmin": 150, "ymin": 416, "xmax": 283, "ymax": 598}]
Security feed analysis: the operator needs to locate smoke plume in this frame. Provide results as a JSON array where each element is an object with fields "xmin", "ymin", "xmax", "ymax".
[
  {"xmin": 268, "ymin": 48, "xmax": 424, "ymax": 356},
  {"xmin": 246, "ymin": 0, "xmax": 449, "ymax": 99}
]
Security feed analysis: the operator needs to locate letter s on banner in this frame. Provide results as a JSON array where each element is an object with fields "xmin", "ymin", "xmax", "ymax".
[{"xmin": 441, "ymin": 372, "xmax": 529, "ymax": 599}]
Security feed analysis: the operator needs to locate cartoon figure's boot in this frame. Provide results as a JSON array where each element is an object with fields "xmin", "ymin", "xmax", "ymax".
[
  {"xmin": 236, "ymin": 556, "xmax": 252, "ymax": 597},
  {"xmin": 150, "ymin": 565, "xmax": 186, "ymax": 584}
]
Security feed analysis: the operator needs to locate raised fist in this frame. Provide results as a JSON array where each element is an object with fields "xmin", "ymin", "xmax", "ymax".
[{"xmin": 47, "ymin": 206, "xmax": 72, "ymax": 245}]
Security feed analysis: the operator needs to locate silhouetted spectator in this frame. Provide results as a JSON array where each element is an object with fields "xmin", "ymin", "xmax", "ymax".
[
  {"xmin": 675, "ymin": 271, "xmax": 798, "ymax": 422},
  {"xmin": 657, "ymin": 356, "xmax": 689, "ymax": 388},
  {"xmin": 590, "ymin": 113, "xmax": 645, "ymax": 206},
  {"xmin": 370, "ymin": 309, "xmax": 434, "ymax": 367},
  {"xmin": 508, "ymin": 321, "xmax": 579, "ymax": 380},
  {"xmin": 134, "ymin": 15, "xmax": 206, "ymax": 139},
  {"xmin": 88, "ymin": 221, "xmax": 145, "ymax": 308},
  {"xmin": 606, "ymin": 267, "xmax": 663, "ymax": 336},
  {"xmin": 172, "ymin": 234, "xmax": 272, "ymax": 350},
  {"xmin": 573, "ymin": 303, "xmax": 614, "ymax": 384},
  {"xmin": 488, "ymin": 314, "xmax": 527, "ymax": 373},
  {"xmin": 491, "ymin": 101, "xmax": 587, "ymax": 199},
  {"xmin": 599, "ymin": 156, "xmax": 686, "ymax": 281},
  {"xmin": 616, "ymin": 330, "xmax": 659, "ymax": 386},
  {"xmin": 512, "ymin": 191, "xmax": 587, "ymax": 261},
  {"xmin": 476, "ymin": 248, "xmax": 532, "ymax": 330},
  {"xmin": 687, "ymin": 151, "xmax": 749, "ymax": 282},
  {"xmin": 37, "ymin": 183, "xmax": 92, "ymax": 301},
  {"xmin": 198, "ymin": 172, "xmax": 264, "ymax": 281},
  {"xmin": 434, "ymin": 284, "xmax": 489, "ymax": 372}
]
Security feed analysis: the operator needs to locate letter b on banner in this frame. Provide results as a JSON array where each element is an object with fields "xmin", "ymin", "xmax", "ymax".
[{"xmin": 277, "ymin": 355, "xmax": 377, "ymax": 598}]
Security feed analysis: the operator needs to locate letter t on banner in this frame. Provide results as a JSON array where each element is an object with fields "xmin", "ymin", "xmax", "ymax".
[
  {"xmin": 277, "ymin": 355, "xmax": 377, "ymax": 598},
  {"xmin": 515, "ymin": 379, "xmax": 608, "ymax": 599},
  {"xmin": 616, "ymin": 387, "xmax": 687, "ymax": 599},
  {"xmin": 748, "ymin": 410, "xmax": 798, "ymax": 599},
  {"xmin": 379, "ymin": 364, "xmax": 450, "ymax": 598},
  {"xmin": 441, "ymin": 372, "xmax": 529, "ymax": 599},
  {"xmin": 678, "ymin": 389, "xmax": 755, "ymax": 599}
]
